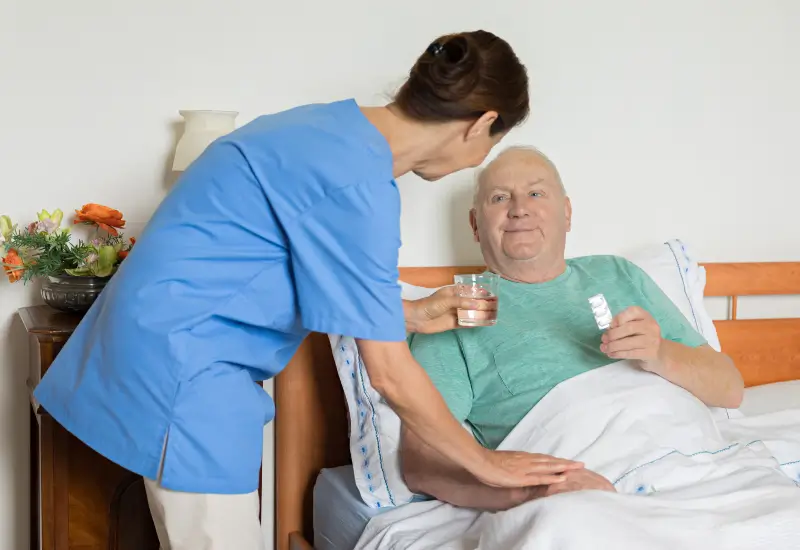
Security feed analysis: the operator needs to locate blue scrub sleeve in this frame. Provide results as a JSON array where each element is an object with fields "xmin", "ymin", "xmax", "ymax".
[{"xmin": 287, "ymin": 182, "xmax": 407, "ymax": 342}]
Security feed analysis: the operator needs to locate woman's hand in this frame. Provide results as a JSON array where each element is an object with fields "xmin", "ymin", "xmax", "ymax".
[
  {"xmin": 471, "ymin": 449, "xmax": 584, "ymax": 488},
  {"xmin": 404, "ymin": 286, "xmax": 493, "ymax": 334}
]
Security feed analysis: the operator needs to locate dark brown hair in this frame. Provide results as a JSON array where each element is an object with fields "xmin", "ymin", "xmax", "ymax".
[{"xmin": 394, "ymin": 30, "xmax": 529, "ymax": 135}]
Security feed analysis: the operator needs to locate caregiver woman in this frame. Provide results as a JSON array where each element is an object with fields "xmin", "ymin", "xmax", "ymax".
[{"xmin": 33, "ymin": 30, "xmax": 580, "ymax": 549}]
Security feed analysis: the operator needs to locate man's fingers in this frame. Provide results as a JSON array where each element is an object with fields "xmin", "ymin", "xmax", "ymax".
[
  {"xmin": 607, "ymin": 349, "xmax": 647, "ymax": 360},
  {"xmin": 603, "ymin": 323, "xmax": 636, "ymax": 343},
  {"xmin": 610, "ymin": 306, "xmax": 646, "ymax": 328},
  {"xmin": 603, "ymin": 335, "xmax": 647, "ymax": 354},
  {"xmin": 603, "ymin": 320, "xmax": 646, "ymax": 343},
  {"xmin": 531, "ymin": 474, "xmax": 568, "ymax": 485}
]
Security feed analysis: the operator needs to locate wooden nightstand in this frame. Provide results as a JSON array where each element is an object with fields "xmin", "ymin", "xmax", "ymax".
[{"xmin": 20, "ymin": 305, "xmax": 159, "ymax": 550}]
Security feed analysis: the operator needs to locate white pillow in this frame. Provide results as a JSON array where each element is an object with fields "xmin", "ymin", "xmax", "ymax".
[
  {"xmin": 627, "ymin": 239, "xmax": 721, "ymax": 351},
  {"xmin": 331, "ymin": 334, "xmax": 408, "ymax": 509},
  {"xmin": 330, "ymin": 239, "xmax": 719, "ymax": 508},
  {"xmin": 739, "ymin": 380, "xmax": 800, "ymax": 416}
]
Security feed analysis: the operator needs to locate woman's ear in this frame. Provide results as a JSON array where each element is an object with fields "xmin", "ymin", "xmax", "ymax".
[{"xmin": 466, "ymin": 111, "xmax": 498, "ymax": 141}]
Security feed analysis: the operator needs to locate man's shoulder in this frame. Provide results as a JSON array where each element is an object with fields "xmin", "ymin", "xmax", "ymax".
[
  {"xmin": 567, "ymin": 255, "xmax": 654, "ymax": 295},
  {"xmin": 568, "ymin": 254, "xmax": 642, "ymax": 277}
]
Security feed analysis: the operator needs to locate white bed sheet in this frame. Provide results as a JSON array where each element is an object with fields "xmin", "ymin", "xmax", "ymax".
[
  {"xmin": 309, "ymin": 380, "xmax": 799, "ymax": 549},
  {"xmin": 355, "ymin": 363, "xmax": 800, "ymax": 550}
]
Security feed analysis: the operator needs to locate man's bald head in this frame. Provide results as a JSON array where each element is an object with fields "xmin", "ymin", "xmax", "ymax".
[
  {"xmin": 469, "ymin": 145, "xmax": 572, "ymax": 283},
  {"xmin": 473, "ymin": 146, "xmax": 566, "ymax": 207}
]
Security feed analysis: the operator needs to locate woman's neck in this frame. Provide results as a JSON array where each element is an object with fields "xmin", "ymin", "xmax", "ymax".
[{"xmin": 361, "ymin": 105, "xmax": 455, "ymax": 178}]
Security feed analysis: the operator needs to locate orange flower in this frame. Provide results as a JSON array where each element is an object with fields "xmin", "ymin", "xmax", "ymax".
[
  {"xmin": 2, "ymin": 248, "xmax": 24, "ymax": 283},
  {"xmin": 117, "ymin": 237, "xmax": 136, "ymax": 260},
  {"xmin": 74, "ymin": 204, "xmax": 126, "ymax": 236}
]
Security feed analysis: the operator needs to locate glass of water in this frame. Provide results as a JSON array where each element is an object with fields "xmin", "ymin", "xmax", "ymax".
[{"xmin": 454, "ymin": 273, "xmax": 499, "ymax": 327}]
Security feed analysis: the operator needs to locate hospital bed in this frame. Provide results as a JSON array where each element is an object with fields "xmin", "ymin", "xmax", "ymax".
[{"xmin": 274, "ymin": 261, "xmax": 800, "ymax": 550}]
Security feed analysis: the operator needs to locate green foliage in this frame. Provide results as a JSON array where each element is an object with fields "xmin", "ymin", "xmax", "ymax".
[
  {"xmin": 1, "ymin": 206, "xmax": 134, "ymax": 284},
  {"xmin": 3, "ymin": 228, "xmax": 132, "ymax": 283}
]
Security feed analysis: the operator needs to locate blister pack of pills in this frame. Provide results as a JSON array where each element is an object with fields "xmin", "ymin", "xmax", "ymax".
[{"xmin": 588, "ymin": 293, "xmax": 613, "ymax": 330}]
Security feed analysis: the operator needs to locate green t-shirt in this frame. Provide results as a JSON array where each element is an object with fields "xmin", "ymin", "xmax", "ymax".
[{"xmin": 408, "ymin": 255, "xmax": 707, "ymax": 450}]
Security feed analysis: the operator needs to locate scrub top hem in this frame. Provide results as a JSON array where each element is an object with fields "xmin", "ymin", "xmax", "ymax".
[
  {"xmin": 37, "ymin": 395, "xmax": 263, "ymax": 494},
  {"xmin": 156, "ymin": 468, "xmax": 260, "ymax": 494},
  {"xmin": 36, "ymin": 393, "xmax": 161, "ymax": 485}
]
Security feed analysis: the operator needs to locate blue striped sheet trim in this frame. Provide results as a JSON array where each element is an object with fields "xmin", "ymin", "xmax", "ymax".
[
  {"xmin": 357, "ymin": 354, "xmax": 396, "ymax": 507},
  {"xmin": 613, "ymin": 440, "xmax": 763, "ymax": 485}
]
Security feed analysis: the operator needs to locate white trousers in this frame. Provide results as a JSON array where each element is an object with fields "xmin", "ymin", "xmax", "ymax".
[{"xmin": 144, "ymin": 477, "xmax": 266, "ymax": 550}]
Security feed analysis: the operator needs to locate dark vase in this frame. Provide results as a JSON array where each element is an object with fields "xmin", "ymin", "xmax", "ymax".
[{"xmin": 40, "ymin": 274, "xmax": 109, "ymax": 313}]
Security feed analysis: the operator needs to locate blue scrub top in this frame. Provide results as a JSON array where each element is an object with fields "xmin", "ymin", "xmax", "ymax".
[{"xmin": 33, "ymin": 99, "xmax": 408, "ymax": 494}]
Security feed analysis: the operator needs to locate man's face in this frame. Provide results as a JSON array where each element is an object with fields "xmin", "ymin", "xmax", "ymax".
[{"xmin": 471, "ymin": 151, "xmax": 572, "ymax": 274}]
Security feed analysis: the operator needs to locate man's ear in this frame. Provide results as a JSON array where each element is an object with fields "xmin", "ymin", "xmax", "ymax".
[
  {"xmin": 565, "ymin": 197, "xmax": 573, "ymax": 232},
  {"xmin": 466, "ymin": 111, "xmax": 498, "ymax": 141},
  {"xmin": 469, "ymin": 209, "xmax": 480, "ymax": 242}
]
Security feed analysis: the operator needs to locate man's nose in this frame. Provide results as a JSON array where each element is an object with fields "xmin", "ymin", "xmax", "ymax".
[{"xmin": 508, "ymin": 197, "xmax": 530, "ymax": 218}]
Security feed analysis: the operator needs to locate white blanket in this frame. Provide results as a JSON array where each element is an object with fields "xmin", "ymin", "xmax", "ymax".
[{"xmin": 355, "ymin": 362, "xmax": 800, "ymax": 550}]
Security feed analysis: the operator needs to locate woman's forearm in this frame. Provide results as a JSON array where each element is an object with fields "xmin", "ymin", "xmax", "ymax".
[
  {"xmin": 400, "ymin": 426, "xmax": 542, "ymax": 512},
  {"xmin": 356, "ymin": 339, "xmax": 488, "ymax": 474}
]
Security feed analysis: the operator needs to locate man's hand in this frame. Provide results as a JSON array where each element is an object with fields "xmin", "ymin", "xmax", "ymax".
[
  {"xmin": 600, "ymin": 306, "xmax": 744, "ymax": 408},
  {"xmin": 600, "ymin": 306, "xmax": 663, "ymax": 370},
  {"xmin": 542, "ymin": 468, "xmax": 616, "ymax": 497},
  {"xmin": 404, "ymin": 286, "xmax": 495, "ymax": 334}
]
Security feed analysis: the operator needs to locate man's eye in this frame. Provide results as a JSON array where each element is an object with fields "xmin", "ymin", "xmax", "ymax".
[
  {"xmin": 491, "ymin": 195, "xmax": 507, "ymax": 203},
  {"xmin": 530, "ymin": 191, "xmax": 543, "ymax": 197}
]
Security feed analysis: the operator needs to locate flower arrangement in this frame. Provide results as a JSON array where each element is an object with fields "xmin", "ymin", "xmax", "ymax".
[{"xmin": 1, "ymin": 204, "xmax": 135, "ymax": 284}]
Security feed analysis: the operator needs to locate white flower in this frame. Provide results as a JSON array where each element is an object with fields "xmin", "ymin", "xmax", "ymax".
[{"xmin": 35, "ymin": 219, "xmax": 58, "ymax": 234}]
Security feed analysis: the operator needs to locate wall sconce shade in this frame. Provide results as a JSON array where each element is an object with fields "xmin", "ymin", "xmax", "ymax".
[{"xmin": 172, "ymin": 110, "xmax": 238, "ymax": 171}]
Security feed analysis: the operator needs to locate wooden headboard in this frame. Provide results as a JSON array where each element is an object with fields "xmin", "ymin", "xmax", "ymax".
[{"xmin": 274, "ymin": 262, "xmax": 800, "ymax": 550}]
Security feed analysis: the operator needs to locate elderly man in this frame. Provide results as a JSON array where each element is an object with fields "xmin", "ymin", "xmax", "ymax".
[{"xmin": 401, "ymin": 146, "xmax": 744, "ymax": 511}]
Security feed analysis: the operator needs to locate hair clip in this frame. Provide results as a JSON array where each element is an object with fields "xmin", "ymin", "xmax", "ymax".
[{"xmin": 426, "ymin": 42, "xmax": 444, "ymax": 57}]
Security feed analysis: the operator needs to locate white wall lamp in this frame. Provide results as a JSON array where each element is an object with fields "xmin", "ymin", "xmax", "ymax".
[{"xmin": 172, "ymin": 110, "xmax": 238, "ymax": 171}]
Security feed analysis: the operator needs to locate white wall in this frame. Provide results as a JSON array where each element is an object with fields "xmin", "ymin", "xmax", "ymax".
[{"xmin": 1, "ymin": 1, "xmax": 798, "ymax": 548}]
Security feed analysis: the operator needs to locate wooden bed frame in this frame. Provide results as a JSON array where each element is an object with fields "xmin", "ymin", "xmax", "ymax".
[{"xmin": 274, "ymin": 262, "xmax": 800, "ymax": 550}]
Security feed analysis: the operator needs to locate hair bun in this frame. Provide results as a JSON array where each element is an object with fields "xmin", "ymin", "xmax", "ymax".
[
  {"xmin": 394, "ymin": 30, "xmax": 529, "ymax": 135},
  {"xmin": 415, "ymin": 35, "xmax": 481, "ymax": 103}
]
